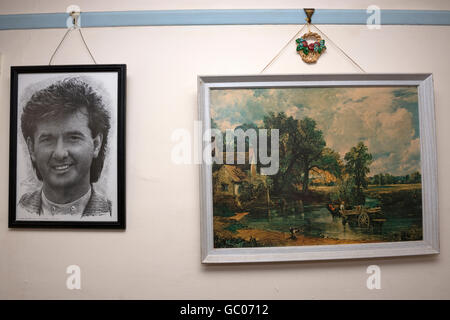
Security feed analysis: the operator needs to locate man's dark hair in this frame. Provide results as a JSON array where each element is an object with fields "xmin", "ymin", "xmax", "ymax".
[{"xmin": 21, "ymin": 77, "xmax": 111, "ymax": 183}]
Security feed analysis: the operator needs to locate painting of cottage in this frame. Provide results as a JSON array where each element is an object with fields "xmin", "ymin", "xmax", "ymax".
[{"xmin": 211, "ymin": 86, "xmax": 423, "ymax": 248}]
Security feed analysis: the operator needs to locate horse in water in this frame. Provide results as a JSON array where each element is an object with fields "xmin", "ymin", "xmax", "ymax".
[{"xmin": 326, "ymin": 204, "xmax": 341, "ymax": 218}]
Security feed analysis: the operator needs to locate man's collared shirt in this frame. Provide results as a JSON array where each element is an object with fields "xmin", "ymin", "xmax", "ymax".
[
  {"xmin": 17, "ymin": 185, "xmax": 112, "ymax": 220},
  {"xmin": 41, "ymin": 188, "xmax": 92, "ymax": 217}
]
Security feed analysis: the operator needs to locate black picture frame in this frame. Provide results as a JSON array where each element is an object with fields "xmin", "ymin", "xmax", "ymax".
[{"xmin": 8, "ymin": 64, "xmax": 126, "ymax": 229}]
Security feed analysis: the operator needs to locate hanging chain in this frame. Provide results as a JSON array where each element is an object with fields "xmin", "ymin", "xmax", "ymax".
[
  {"xmin": 310, "ymin": 23, "xmax": 366, "ymax": 73},
  {"xmin": 260, "ymin": 23, "xmax": 307, "ymax": 73},
  {"xmin": 48, "ymin": 27, "xmax": 72, "ymax": 65},
  {"xmin": 78, "ymin": 28, "xmax": 97, "ymax": 64},
  {"xmin": 48, "ymin": 13, "xmax": 97, "ymax": 65},
  {"xmin": 260, "ymin": 10, "xmax": 366, "ymax": 73}
]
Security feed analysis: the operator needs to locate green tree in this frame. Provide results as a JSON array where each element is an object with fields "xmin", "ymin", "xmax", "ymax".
[
  {"xmin": 404, "ymin": 174, "xmax": 410, "ymax": 184},
  {"xmin": 411, "ymin": 171, "xmax": 421, "ymax": 183},
  {"xmin": 297, "ymin": 117, "xmax": 326, "ymax": 192},
  {"xmin": 263, "ymin": 112, "xmax": 296, "ymax": 194},
  {"xmin": 263, "ymin": 113, "xmax": 327, "ymax": 194},
  {"xmin": 373, "ymin": 174, "xmax": 381, "ymax": 185},
  {"xmin": 344, "ymin": 142, "xmax": 373, "ymax": 205},
  {"xmin": 330, "ymin": 176, "xmax": 356, "ymax": 206},
  {"xmin": 239, "ymin": 180, "xmax": 266, "ymax": 203},
  {"xmin": 314, "ymin": 147, "xmax": 342, "ymax": 179}
]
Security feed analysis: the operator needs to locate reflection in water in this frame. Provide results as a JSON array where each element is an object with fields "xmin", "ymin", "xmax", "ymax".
[{"xmin": 245, "ymin": 203, "xmax": 422, "ymax": 242}]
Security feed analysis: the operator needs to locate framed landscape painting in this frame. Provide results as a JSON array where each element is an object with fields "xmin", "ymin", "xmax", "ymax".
[
  {"xmin": 9, "ymin": 64, "xmax": 126, "ymax": 228},
  {"xmin": 199, "ymin": 74, "xmax": 439, "ymax": 263}
]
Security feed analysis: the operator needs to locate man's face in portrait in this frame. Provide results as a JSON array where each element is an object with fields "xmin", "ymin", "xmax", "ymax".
[{"xmin": 26, "ymin": 109, "xmax": 103, "ymax": 191}]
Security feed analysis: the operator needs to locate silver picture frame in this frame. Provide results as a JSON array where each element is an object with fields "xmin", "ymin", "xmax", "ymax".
[{"xmin": 199, "ymin": 74, "xmax": 439, "ymax": 263}]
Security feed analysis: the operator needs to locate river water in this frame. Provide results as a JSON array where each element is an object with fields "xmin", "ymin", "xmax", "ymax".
[{"xmin": 244, "ymin": 200, "xmax": 423, "ymax": 242}]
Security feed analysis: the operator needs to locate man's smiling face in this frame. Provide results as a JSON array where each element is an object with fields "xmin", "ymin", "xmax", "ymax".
[{"xmin": 27, "ymin": 109, "xmax": 102, "ymax": 191}]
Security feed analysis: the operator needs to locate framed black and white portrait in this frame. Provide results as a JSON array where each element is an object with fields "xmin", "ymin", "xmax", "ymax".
[{"xmin": 8, "ymin": 65, "xmax": 126, "ymax": 228}]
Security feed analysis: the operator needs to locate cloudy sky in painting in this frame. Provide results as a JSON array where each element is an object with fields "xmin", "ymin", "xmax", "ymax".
[{"xmin": 210, "ymin": 87, "xmax": 420, "ymax": 176}]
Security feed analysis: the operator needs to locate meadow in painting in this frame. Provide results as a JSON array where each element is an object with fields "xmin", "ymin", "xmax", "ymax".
[{"xmin": 211, "ymin": 86, "xmax": 422, "ymax": 248}]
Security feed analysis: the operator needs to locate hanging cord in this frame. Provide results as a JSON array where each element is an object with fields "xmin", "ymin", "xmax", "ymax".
[
  {"xmin": 78, "ymin": 28, "xmax": 97, "ymax": 64},
  {"xmin": 260, "ymin": 23, "xmax": 307, "ymax": 73},
  {"xmin": 48, "ymin": 27, "xmax": 72, "ymax": 65},
  {"xmin": 48, "ymin": 21, "xmax": 97, "ymax": 65},
  {"xmin": 260, "ymin": 10, "xmax": 366, "ymax": 73},
  {"xmin": 310, "ymin": 23, "xmax": 366, "ymax": 73}
]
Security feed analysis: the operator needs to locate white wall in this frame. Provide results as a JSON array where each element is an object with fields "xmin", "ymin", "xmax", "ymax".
[{"xmin": 1, "ymin": 0, "xmax": 450, "ymax": 299}]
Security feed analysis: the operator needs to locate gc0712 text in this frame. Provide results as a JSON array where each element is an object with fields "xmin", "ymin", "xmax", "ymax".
[{"xmin": 179, "ymin": 304, "xmax": 269, "ymax": 317}]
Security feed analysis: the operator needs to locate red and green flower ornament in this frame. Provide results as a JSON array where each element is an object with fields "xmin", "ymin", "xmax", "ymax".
[
  {"xmin": 295, "ymin": 32, "xmax": 326, "ymax": 64},
  {"xmin": 296, "ymin": 38, "xmax": 326, "ymax": 55}
]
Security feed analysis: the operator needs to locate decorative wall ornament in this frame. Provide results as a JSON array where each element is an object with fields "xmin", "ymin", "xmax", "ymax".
[{"xmin": 296, "ymin": 32, "xmax": 326, "ymax": 63}]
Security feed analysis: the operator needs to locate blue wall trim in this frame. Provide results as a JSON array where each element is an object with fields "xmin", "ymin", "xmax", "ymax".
[{"xmin": 1, "ymin": 9, "xmax": 450, "ymax": 30}]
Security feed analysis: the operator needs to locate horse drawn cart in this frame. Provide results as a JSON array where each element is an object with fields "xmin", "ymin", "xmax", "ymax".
[{"xmin": 327, "ymin": 204, "xmax": 386, "ymax": 230}]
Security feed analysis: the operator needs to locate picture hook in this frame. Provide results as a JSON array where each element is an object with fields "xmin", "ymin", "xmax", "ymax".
[
  {"xmin": 70, "ymin": 10, "xmax": 80, "ymax": 28},
  {"xmin": 304, "ymin": 8, "xmax": 315, "ymax": 24}
]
